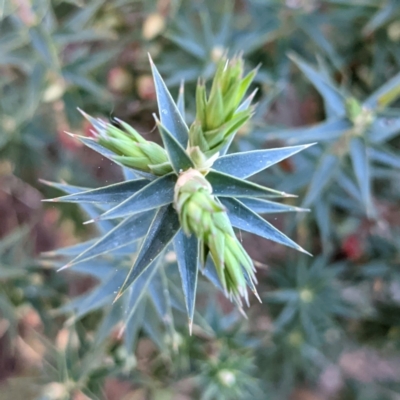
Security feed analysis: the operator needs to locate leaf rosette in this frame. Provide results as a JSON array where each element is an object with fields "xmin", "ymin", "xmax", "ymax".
[{"xmin": 44, "ymin": 55, "xmax": 312, "ymax": 329}]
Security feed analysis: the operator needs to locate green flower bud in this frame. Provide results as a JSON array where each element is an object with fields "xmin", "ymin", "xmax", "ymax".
[
  {"xmin": 174, "ymin": 169, "xmax": 257, "ymax": 304},
  {"xmin": 345, "ymin": 97, "xmax": 374, "ymax": 135},
  {"xmin": 188, "ymin": 56, "xmax": 257, "ymax": 163},
  {"xmin": 95, "ymin": 118, "xmax": 172, "ymax": 175}
]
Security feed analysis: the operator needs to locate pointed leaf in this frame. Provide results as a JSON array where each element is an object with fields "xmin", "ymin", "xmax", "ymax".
[
  {"xmin": 364, "ymin": 71, "xmax": 400, "ymax": 109},
  {"xmin": 64, "ymin": 271, "xmax": 126, "ymax": 319},
  {"xmin": 288, "ymin": 53, "xmax": 346, "ymax": 117},
  {"xmin": 367, "ymin": 115, "xmax": 400, "ymax": 144},
  {"xmin": 67, "ymin": 210, "xmax": 155, "ymax": 267},
  {"xmin": 96, "ymin": 173, "xmax": 176, "ymax": 221},
  {"xmin": 177, "ymin": 81, "xmax": 185, "ymax": 120},
  {"xmin": 148, "ymin": 273, "xmax": 168, "ymax": 319},
  {"xmin": 220, "ymin": 197, "xmax": 310, "ymax": 255},
  {"xmin": 174, "ymin": 230, "xmax": 199, "ymax": 325},
  {"xmin": 76, "ymin": 135, "xmax": 156, "ymax": 180},
  {"xmin": 156, "ymin": 119, "xmax": 194, "ymax": 173},
  {"xmin": 47, "ymin": 179, "xmax": 148, "ymax": 204},
  {"xmin": 349, "ymin": 137, "xmax": 373, "ymax": 216},
  {"xmin": 213, "ymin": 144, "xmax": 314, "ymax": 179},
  {"xmin": 149, "ymin": 56, "xmax": 189, "ymax": 147},
  {"xmin": 303, "ymin": 153, "xmax": 339, "ymax": 207},
  {"xmin": 116, "ymin": 204, "xmax": 180, "ymax": 298},
  {"xmin": 202, "ymin": 256, "xmax": 224, "ymax": 291},
  {"xmin": 123, "ymin": 258, "xmax": 160, "ymax": 326},
  {"xmin": 240, "ymin": 198, "xmax": 309, "ymax": 214},
  {"xmin": 207, "ymin": 170, "xmax": 293, "ymax": 198},
  {"xmin": 267, "ymin": 118, "xmax": 350, "ymax": 144},
  {"xmin": 42, "ymin": 239, "xmax": 97, "ymax": 258},
  {"xmin": 369, "ymin": 147, "xmax": 400, "ymax": 169}
]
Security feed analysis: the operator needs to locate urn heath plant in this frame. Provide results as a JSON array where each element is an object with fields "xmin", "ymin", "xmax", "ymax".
[{"xmin": 44, "ymin": 55, "xmax": 312, "ymax": 332}]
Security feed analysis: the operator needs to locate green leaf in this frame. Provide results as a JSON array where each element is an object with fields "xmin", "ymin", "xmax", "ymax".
[
  {"xmin": 115, "ymin": 204, "xmax": 180, "ymax": 299},
  {"xmin": 174, "ymin": 230, "xmax": 199, "ymax": 330},
  {"xmin": 93, "ymin": 173, "xmax": 176, "ymax": 222},
  {"xmin": 74, "ymin": 135, "xmax": 155, "ymax": 180},
  {"xmin": 46, "ymin": 179, "xmax": 148, "ymax": 204},
  {"xmin": 63, "ymin": 210, "xmax": 155, "ymax": 268},
  {"xmin": 221, "ymin": 197, "xmax": 310, "ymax": 255},
  {"xmin": 288, "ymin": 53, "xmax": 346, "ymax": 117},
  {"xmin": 202, "ymin": 256, "xmax": 224, "ymax": 291},
  {"xmin": 156, "ymin": 119, "xmax": 194, "ymax": 173},
  {"xmin": 349, "ymin": 137, "xmax": 373, "ymax": 216},
  {"xmin": 149, "ymin": 55, "xmax": 189, "ymax": 147},
  {"xmin": 213, "ymin": 144, "xmax": 314, "ymax": 178},
  {"xmin": 207, "ymin": 170, "xmax": 294, "ymax": 198}
]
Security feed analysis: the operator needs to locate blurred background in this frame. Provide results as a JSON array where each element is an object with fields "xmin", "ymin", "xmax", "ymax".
[{"xmin": 1, "ymin": 0, "xmax": 400, "ymax": 399}]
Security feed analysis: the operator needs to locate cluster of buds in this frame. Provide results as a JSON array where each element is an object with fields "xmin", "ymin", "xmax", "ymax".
[
  {"xmin": 188, "ymin": 57, "xmax": 257, "ymax": 168},
  {"xmin": 88, "ymin": 114, "xmax": 172, "ymax": 176},
  {"xmin": 174, "ymin": 169, "xmax": 257, "ymax": 304},
  {"xmin": 345, "ymin": 97, "xmax": 374, "ymax": 136}
]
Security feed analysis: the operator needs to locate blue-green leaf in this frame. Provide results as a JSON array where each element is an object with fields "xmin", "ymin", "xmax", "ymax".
[
  {"xmin": 93, "ymin": 173, "xmax": 176, "ymax": 222},
  {"xmin": 267, "ymin": 118, "xmax": 350, "ymax": 144},
  {"xmin": 202, "ymin": 256, "xmax": 224, "ymax": 291},
  {"xmin": 288, "ymin": 53, "xmax": 346, "ymax": 117},
  {"xmin": 115, "ymin": 204, "xmax": 180, "ymax": 298},
  {"xmin": 349, "ymin": 137, "xmax": 373, "ymax": 216},
  {"xmin": 60, "ymin": 270, "xmax": 126, "ymax": 319},
  {"xmin": 369, "ymin": 147, "xmax": 400, "ymax": 169},
  {"xmin": 177, "ymin": 81, "xmax": 185, "ymax": 120},
  {"xmin": 174, "ymin": 230, "xmax": 199, "ymax": 329},
  {"xmin": 94, "ymin": 304, "xmax": 123, "ymax": 346},
  {"xmin": 149, "ymin": 56, "xmax": 189, "ymax": 147},
  {"xmin": 367, "ymin": 115, "xmax": 400, "ymax": 144},
  {"xmin": 42, "ymin": 239, "xmax": 97, "ymax": 258},
  {"xmin": 156, "ymin": 118, "xmax": 194, "ymax": 173},
  {"xmin": 303, "ymin": 153, "xmax": 339, "ymax": 207},
  {"xmin": 364, "ymin": 71, "xmax": 400, "ymax": 109},
  {"xmin": 221, "ymin": 197, "xmax": 310, "ymax": 255},
  {"xmin": 46, "ymin": 179, "xmax": 148, "ymax": 204},
  {"xmin": 64, "ymin": 260, "xmax": 114, "ymax": 281},
  {"xmin": 123, "ymin": 258, "xmax": 161, "ymax": 327},
  {"xmin": 213, "ymin": 144, "xmax": 314, "ymax": 178},
  {"xmin": 240, "ymin": 198, "xmax": 309, "ymax": 214},
  {"xmin": 207, "ymin": 170, "xmax": 294, "ymax": 198},
  {"xmin": 64, "ymin": 210, "xmax": 155, "ymax": 267}
]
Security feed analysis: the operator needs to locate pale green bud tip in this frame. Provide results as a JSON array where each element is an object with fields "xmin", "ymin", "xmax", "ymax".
[
  {"xmin": 174, "ymin": 169, "xmax": 257, "ymax": 303},
  {"xmin": 189, "ymin": 55, "xmax": 256, "ymax": 158},
  {"xmin": 90, "ymin": 117, "xmax": 170, "ymax": 175},
  {"xmin": 218, "ymin": 369, "xmax": 236, "ymax": 387}
]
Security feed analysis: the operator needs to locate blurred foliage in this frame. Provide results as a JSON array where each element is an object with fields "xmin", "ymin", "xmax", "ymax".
[{"xmin": 1, "ymin": 0, "xmax": 400, "ymax": 399}]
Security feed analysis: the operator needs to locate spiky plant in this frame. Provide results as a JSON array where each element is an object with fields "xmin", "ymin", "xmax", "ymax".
[{"xmin": 44, "ymin": 55, "xmax": 311, "ymax": 332}]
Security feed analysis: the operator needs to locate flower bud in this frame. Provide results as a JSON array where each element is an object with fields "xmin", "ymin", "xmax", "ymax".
[{"xmin": 174, "ymin": 169, "xmax": 257, "ymax": 303}]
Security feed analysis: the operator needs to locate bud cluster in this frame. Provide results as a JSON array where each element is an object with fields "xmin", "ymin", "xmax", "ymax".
[
  {"xmin": 188, "ymin": 57, "xmax": 257, "ymax": 163},
  {"xmin": 174, "ymin": 169, "xmax": 257, "ymax": 304},
  {"xmin": 345, "ymin": 97, "xmax": 374, "ymax": 136},
  {"xmin": 95, "ymin": 118, "xmax": 172, "ymax": 175}
]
